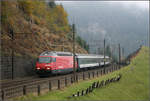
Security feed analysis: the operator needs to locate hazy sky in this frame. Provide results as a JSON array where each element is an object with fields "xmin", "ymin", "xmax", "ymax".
[
  {"xmin": 55, "ymin": 1, "xmax": 149, "ymax": 55},
  {"xmin": 56, "ymin": 1, "xmax": 149, "ymax": 10}
]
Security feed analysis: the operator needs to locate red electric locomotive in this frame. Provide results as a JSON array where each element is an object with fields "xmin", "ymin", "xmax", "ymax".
[{"xmin": 36, "ymin": 51, "xmax": 77, "ymax": 75}]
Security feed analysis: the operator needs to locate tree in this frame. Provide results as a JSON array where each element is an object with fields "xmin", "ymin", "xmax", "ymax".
[
  {"xmin": 18, "ymin": 0, "xmax": 34, "ymax": 16},
  {"xmin": 76, "ymin": 35, "xmax": 89, "ymax": 52},
  {"xmin": 48, "ymin": 1, "xmax": 56, "ymax": 8}
]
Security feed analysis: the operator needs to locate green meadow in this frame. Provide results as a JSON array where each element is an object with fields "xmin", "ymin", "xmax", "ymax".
[{"xmin": 15, "ymin": 47, "xmax": 150, "ymax": 100}]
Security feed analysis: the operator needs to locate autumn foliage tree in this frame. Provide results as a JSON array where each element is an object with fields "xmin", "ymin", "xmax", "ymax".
[
  {"xmin": 18, "ymin": 0, "xmax": 34, "ymax": 17},
  {"xmin": 1, "ymin": 0, "xmax": 88, "ymax": 57}
]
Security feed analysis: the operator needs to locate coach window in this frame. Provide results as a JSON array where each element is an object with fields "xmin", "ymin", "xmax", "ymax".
[
  {"xmin": 80, "ymin": 58, "xmax": 84, "ymax": 64},
  {"xmin": 86, "ymin": 58, "xmax": 88, "ymax": 64},
  {"xmin": 84, "ymin": 58, "xmax": 86, "ymax": 64},
  {"xmin": 53, "ymin": 58, "xmax": 56, "ymax": 62}
]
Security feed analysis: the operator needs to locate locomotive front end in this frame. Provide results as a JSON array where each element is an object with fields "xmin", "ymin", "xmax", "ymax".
[{"xmin": 36, "ymin": 56, "xmax": 55, "ymax": 75}]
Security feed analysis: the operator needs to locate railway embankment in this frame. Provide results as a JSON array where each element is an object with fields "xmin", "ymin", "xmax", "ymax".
[{"xmin": 14, "ymin": 46, "xmax": 149, "ymax": 100}]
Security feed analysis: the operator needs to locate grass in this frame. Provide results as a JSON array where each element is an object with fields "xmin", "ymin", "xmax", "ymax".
[{"xmin": 15, "ymin": 46, "xmax": 150, "ymax": 100}]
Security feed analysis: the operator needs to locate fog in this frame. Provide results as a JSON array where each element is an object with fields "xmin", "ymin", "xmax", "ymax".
[{"xmin": 56, "ymin": 1, "xmax": 149, "ymax": 56}]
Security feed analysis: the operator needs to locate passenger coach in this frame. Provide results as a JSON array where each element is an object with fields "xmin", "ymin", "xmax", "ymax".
[{"xmin": 76, "ymin": 54, "xmax": 110, "ymax": 71}]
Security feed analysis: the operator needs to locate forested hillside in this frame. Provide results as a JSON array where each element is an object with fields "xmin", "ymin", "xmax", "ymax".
[{"xmin": 1, "ymin": 0, "xmax": 88, "ymax": 58}]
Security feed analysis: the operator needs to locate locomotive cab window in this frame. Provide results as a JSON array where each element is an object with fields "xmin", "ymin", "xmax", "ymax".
[
  {"xmin": 39, "ymin": 57, "xmax": 52, "ymax": 63},
  {"xmin": 52, "ymin": 58, "xmax": 56, "ymax": 62}
]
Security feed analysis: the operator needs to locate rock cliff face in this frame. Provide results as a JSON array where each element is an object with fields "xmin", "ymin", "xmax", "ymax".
[
  {"xmin": 1, "ymin": 0, "xmax": 87, "ymax": 79},
  {"xmin": 1, "ymin": 0, "xmax": 88, "ymax": 58}
]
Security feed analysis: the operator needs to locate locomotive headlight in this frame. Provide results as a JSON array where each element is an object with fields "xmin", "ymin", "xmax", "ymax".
[
  {"xmin": 47, "ymin": 67, "xmax": 50, "ymax": 70},
  {"xmin": 37, "ymin": 67, "xmax": 40, "ymax": 70}
]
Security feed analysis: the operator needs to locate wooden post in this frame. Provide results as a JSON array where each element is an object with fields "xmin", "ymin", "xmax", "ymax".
[
  {"xmin": 93, "ymin": 72, "xmax": 94, "ymax": 78},
  {"xmin": 92, "ymin": 82, "xmax": 96, "ymax": 88},
  {"xmin": 76, "ymin": 75, "xmax": 78, "ymax": 82},
  {"xmin": 23, "ymin": 85, "xmax": 26, "ymax": 95},
  {"xmin": 89, "ymin": 86, "xmax": 92, "ymax": 92},
  {"xmin": 58, "ymin": 79, "xmax": 60, "ymax": 89},
  {"xmin": 2, "ymin": 90, "xmax": 5, "ymax": 101},
  {"xmin": 101, "ymin": 69, "xmax": 102, "ymax": 75},
  {"xmin": 81, "ymin": 90, "xmax": 84, "ymax": 96},
  {"xmin": 86, "ymin": 88, "xmax": 89, "ymax": 94},
  {"xmin": 102, "ymin": 69, "xmax": 104, "ymax": 74},
  {"xmin": 114, "ymin": 64, "xmax": 115, "ymax": 71},
  {"xmin": 71, "ymin": 76, "xmax": 73, "ymax": 83},
  {"xmin": 77, "ymin": 91, "xmax": 80, "ymax": 96},
  {"xmin": 65, "ymin": 77, "xmax": 67, "ymax": 86},
  {"xmin": 113, "ymin": 64, "xmax": 115, "ymax": 70},
  {"xmin": 97, "ymin": 71, "xmax": 98, "ymax": 77},
  {"xmin": 49, "ymin": 81, "xmax": 52, "ymax": 91},
  {"xmin": 83, "ymin": 72, "xmax": 85, "ymax": 80},
  {"xmin": 90, "ymin": 86, "xmax": 93, "ymax": 92},
  {"xmin": 101, "ymin": 80, "xmax": 104, "ymax": 87},
  {"xmin": 96, "ymin": 81, "xmax": 99, "ymax": 88},
  {"xmin": 37, "ymin": 85, "xmax": 40, "ymax": 96},
  {"xmin": 88, "ymin": 72, "xmax": 90, "ymax": 79}
]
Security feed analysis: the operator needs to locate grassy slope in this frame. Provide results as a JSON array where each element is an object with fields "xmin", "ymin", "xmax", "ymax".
[{"xmin": 16, "ymin": 46, "xmax": 150, "ymax": 100}]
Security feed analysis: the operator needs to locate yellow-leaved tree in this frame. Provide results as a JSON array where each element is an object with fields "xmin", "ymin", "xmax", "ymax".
[{"xmin": 18, "ymin": 0, "xmax": 34, "ymax": 17}]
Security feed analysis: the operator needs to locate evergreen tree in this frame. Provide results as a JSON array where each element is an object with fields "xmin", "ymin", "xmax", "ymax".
[
  {"xmin": 48, "ymin": 1, "xmax": 56, "ymax": 8},
  {"xmin": 76, "ymin": 35, "xmax": 89, "ymax": 52}
]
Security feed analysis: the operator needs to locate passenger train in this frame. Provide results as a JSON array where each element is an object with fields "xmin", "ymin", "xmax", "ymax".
[{"xmin": 35, "ymin": 51, "xmax": 111, "ymax": 75}]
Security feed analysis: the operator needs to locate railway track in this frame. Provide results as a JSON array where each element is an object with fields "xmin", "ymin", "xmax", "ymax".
[
  {"xmin": 0, "ymin": 76, "xmax": 38, "ymax": 88},
  {"xmin": 0, "ymin": 64, "xmax": 120, "ymax": 100},
  {"xmin": 0, "ymin": 66, "xmax": 108, "ymax": 89}
]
